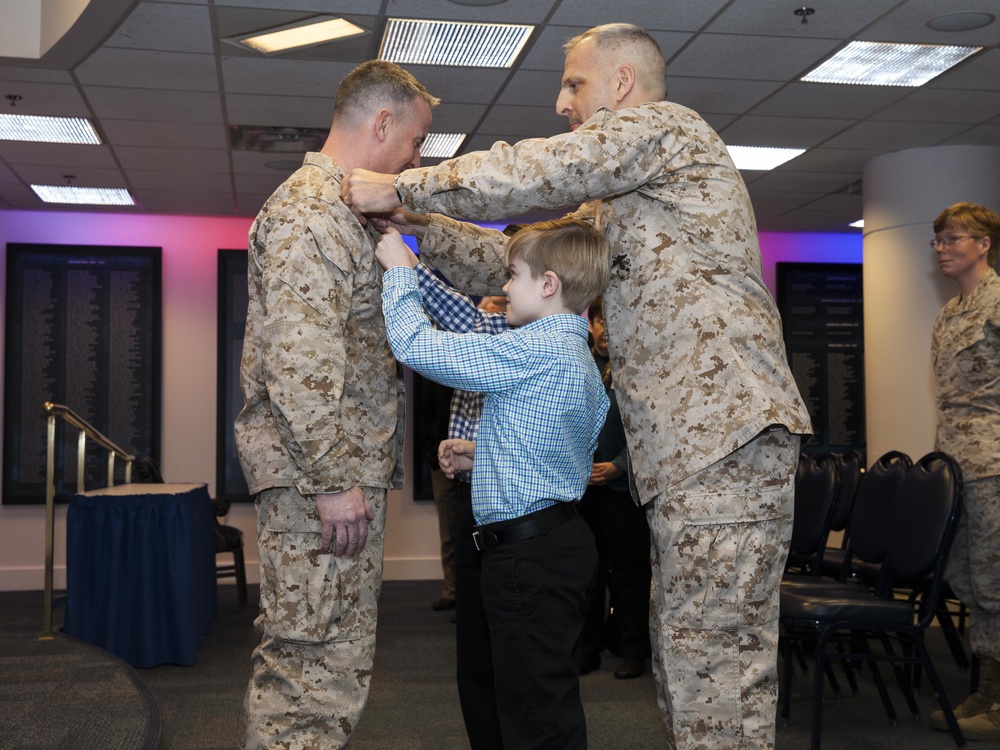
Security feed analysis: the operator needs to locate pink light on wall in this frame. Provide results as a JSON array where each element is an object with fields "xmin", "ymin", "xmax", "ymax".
[{"xmin": 759, "ymin": 231, "xmax": 862, "ymax": 297}]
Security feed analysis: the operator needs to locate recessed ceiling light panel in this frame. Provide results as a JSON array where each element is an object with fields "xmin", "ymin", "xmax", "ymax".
[
  {"xmin": 421, "ymin": 133, "xmax": 467, "ymax": 159},
  {"xmin": 31, "ymin": 185, "xmax": 135, "ymax": 206},
  {"xmin": 379, "ymin": 18, "xmax": 533, "ymax": 67},
  {"xmin": 224, "ymin": 16, "xmax": 367, "ymax": 56},
  {"xmin": 801, "ymin": 40, "xmax": 982, "ymax": 87},
  {"xmin": 0, "ymin": 114, "xmax": 101, "ymax": 144},
  {"xmin": 727, "ymin": 146, "xmax": 805, "ymax": 171},
  {"xmin": 926, "ymin": 12, "xmax": 995, "ymax": 32}
]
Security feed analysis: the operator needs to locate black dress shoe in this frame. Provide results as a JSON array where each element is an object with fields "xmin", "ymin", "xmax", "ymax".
[
  {"xmin": 614, "ymin": 659, "xmax": 646, "ymax": 680},
  {"xmin": 431, "ymin": 597, "xmax": 456, "ymax": 611},
  {"xmin": 579, "ymin": 654, "xmax": 601, "ymax": 676}
]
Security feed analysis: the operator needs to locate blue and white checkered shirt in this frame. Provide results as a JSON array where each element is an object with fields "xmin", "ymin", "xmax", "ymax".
[
  {"xmin": 385, "ymin": 265, "xmax": 608, "ymax": 524},
  {"xmin": 414, "ymin": 264, "xmax": 504, "ymax": 452}
]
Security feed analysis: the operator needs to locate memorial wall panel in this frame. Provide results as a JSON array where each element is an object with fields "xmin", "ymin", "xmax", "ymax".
[
  {"xmin": 777, "ymin": 263, "xmax": 865, "ymax": 457},
  {"xmin": 4, "ymin": 245, "xmax": 161, "ymax": 504}
]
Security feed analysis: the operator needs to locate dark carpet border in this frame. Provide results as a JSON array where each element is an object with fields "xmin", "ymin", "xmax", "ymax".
[{"xmin": 55, "ymin": 628, "xmax": 162, "ymax": 750}]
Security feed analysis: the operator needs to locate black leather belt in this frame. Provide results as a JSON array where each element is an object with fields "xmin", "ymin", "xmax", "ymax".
[{"xmin": 472, "ymin": 502, "xmax": 577, "ymax": 551}]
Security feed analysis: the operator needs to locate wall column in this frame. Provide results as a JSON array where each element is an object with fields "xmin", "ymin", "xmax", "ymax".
[{"xmin": 862, "ymin": 145, "xmax": 1000, "ymax": 463}]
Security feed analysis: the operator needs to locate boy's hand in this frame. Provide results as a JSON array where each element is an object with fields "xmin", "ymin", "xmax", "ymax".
[
  {"xmin": 369, "ymin": 209, "xmax": 430, "ymax": 240},
  {"xmin": 438, "ymin": 439, "xmax": 476, "ymax": 478},
  {"xmin": 375, "ymin": 228, "xmax": 418, "ymax": 270}
]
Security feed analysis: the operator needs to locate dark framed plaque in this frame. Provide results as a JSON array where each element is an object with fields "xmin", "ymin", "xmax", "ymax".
[
  {"xmin": 409, "ymin": 369, "xmax": 451, "ymax": 502},
  {"xmin": 216, "ymin": 250, "xmax": 250, "ymax": 503},
  {"xmin": 3, "ymin": 244, "xmax": 161, "ymax": 504},
  {"xmin": 777, "ymin": 262, "xmax": 865, "ymax": 458}
]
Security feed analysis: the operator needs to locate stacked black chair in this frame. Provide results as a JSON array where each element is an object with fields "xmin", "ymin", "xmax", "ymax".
[
  {"xmin": 817, "ymin": 451, "xmax": 865, "ymax": 580},
  {"xmin": 784, "ymin": 453, "xmax": 840, "ymax": 578},
  {"xmin": 781, "ymin": 451, "xmax": 911, "ymax": 697},
  {"xmin": 779, "ymin": 451, "xmax": 964, "ymax": 750}
]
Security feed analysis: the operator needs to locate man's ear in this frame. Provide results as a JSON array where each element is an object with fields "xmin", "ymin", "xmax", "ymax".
[
  {"xmin": 374, "ymin": 109, "xmax": 391, "ymax": 143},
  {"xmin": 540, "ymin": 270, "xmax": 561, "ymax": 299},
  {"xmin": 614, "ymin": 64, "xmax": 636, "ymax": 103}
]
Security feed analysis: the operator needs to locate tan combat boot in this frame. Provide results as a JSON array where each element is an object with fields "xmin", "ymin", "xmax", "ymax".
[
  {"xmin": 958, "ymin": 705, "xmax": 1000, "ymax": 741},
  {"xmin": 930, "ymin": 657, "xmax": 1000, "ymax": 731}
]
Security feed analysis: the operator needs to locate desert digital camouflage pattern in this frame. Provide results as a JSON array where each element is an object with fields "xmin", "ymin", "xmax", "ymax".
[
  {"xmin": 397, "ymin": 100, "xmax": 811, "ymax": 749},
  {"xmin": 647, "ymin": 428, "xmax": 798, "ymax": 749},
  {"xmin": 236, "ymin": 151, "xmax": 402, "ymax": 749},
  {"xmin": 932, "ymin": 269, "xmax": 1000, "ymax": 482},
  {"xmin": 236, "ymin": 152, "xmax": 404, "ymax": 498},
  {"xmin": 945, "ymin": 477, "xmax": 1000, "ymax": 661},
  {"xmin": 933, "ymin": 270, "xmax": 1000, "ymax": 663},
  {"xmin": 243, "ymin": 486, "xmax": 386, "ymax": 750},
  {"xmin": 400, "ymin": 101, "xmax": 812, "ymax": 503}
]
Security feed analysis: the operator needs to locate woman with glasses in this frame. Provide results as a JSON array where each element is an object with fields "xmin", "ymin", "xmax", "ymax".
[{"xmin": 928, "ymin": 201, "xmax": 1000, "ymax": 740}]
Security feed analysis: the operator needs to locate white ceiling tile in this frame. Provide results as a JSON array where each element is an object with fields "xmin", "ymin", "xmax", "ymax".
[
  {"xmin": 75, "ymin": 49, "xmax": 219, "ymax": 91},
  {"xmin": 114, "ymin": 145, "xmax": 230, "ymax": 172},
  {"xmin": 548, "ymin": 0, "xmax": 730, "ymax": 30},
  {"xmin": 101, "ymin": 119, "xmax": 228, "ymax": 149},
  {"xmin": 720, "ymin": 116, "xmax": 856, "ymax": 149},
  {"xmin": 822, "ymin": 120, "xmax": 973, "ymax": 150},
  {"xmin": 85, "ymin": 87, "xmax": 223, "ymax": 124},
  {"xmin": 105, "ymin": 2, "xmax": 215, "ymax": 53},
  {"xmin": 669, "ymin": 34, "xmax": 842, "ymax": 80}
]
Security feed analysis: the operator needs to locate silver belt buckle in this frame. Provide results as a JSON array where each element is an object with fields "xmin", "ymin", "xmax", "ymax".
[{"xmin": 472, "ymin": 529, "xmax": 485, "ymax": 551}]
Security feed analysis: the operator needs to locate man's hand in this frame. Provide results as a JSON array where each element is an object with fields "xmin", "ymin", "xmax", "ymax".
[
  {"xmin": 316, "ymin": 486, "xmax": 374, "ymax": 557},
  {"xmin": 375, "ymin": 228, "xmax": 418, "ymax": 270},
  {"xmin": 438, "ymin": 439, "xmax": 476, "ymax": 479},
  {"xmin": 369, "ymin": 209, "xmax": 430, "ymax": 240},
  {"xmin": 341, "ymin": 169, "xmax": 401, "ymax": 214},
  {"xmin": 589, "ymin": 461, "xmax": 623, "ymax": 486}
]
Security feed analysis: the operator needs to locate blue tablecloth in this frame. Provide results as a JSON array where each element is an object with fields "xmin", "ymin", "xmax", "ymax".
[{"xmin": 63, "ymin": 483, "xmax": 217, "ymax": 668}]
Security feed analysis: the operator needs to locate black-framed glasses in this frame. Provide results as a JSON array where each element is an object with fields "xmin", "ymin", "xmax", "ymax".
[{"xmin": 929, "ymin": 235, "xmax": 977, "ymax": 249}]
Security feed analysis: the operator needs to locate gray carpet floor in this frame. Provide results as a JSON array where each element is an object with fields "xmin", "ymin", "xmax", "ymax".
[{"xmin": 3, "ymin": 581, "xmax": 998, "ymax": 749}]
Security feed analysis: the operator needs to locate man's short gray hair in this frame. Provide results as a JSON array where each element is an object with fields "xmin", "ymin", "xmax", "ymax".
[
  {"xmin": 333, "ymin": 60, "xmax": 439, "ymax": 125},
  {"xmin": 564, "ymin": 23, "xmax": 667, "ymax": 99}
]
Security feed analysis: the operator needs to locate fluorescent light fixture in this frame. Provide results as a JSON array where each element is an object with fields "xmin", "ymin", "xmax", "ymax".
[
  {"xmin": 850, "ymin": 219, "xmax": 864, "ymax": 228},
  {"xmin": 727, "ymin": 146, "xmax": 805, "ymax": 171},
  {"xmin": 0, "ymin": 114, "xmax": 101, "ymax": 144},
  {"xmin": 31, "ymin": 185, "xmax": 135, "ymax": 206},
  {"xmin": 421, "ymin": 133, "xmax": 466, "ymax": 159},
  {"xmin": 224, "ymin": 16, "xmax": 367, "ymax": 55},
  {"xmin": 801, "ymin": 41, "xmax": 982, "ymax": 87},
  {"xmin": 379, "ymin": 18, "xmax": 533, "ymax": 67}
]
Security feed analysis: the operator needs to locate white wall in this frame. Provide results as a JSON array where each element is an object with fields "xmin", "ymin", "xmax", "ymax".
[{"xmin": 0, "ymin": 209, "xmax": 442, "ymax": 591}]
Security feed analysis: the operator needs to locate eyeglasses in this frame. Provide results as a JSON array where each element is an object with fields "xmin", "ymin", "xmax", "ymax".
[{"xmin": 929, "ymin": 235, "xmax": 977, "ymax": 248}]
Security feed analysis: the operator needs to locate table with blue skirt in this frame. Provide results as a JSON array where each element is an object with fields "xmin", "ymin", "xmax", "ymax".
[{"xmin": 63, "ymin": 482, "xmax": 218, "ymax": 668}]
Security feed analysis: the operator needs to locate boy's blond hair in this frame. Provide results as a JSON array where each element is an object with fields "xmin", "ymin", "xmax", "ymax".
[{"xmin": 504, "ymin": 218, "xmax": 611, "ymax": 314}]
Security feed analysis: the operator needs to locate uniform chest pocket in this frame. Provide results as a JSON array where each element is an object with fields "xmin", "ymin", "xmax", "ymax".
[{"xmin": 951, "ymin": 312, "xmax": 987, "ymax": 355}]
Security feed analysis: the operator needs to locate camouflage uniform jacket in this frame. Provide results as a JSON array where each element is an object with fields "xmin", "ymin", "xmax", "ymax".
[
  {"xmin": 932, "ymin": 269, "xmax": 1000, "ymax": 482},
  {"xmin": 235, "ymin": 152, "xmax": 404, "ymax": 496},
  {"xmin": 397, "ymin": 101, "xmax": 812, "ymax": 503}
]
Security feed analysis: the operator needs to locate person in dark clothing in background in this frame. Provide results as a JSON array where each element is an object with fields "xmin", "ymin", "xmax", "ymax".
[{"xmin": 578, "ymin": 296, "xmax": 652, "ymax": 680}]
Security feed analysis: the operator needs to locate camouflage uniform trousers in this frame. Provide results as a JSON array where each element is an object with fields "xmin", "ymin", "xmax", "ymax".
[
  {"xmin": 242, "ymin": 485, "xmax": 386, "ymax": 750},
  {"xmin": 646, "ymin": 427, "xmax": 798, "ymax": 750},
  {"xmin": 944, "ymin": 475, "xmax": 1000, "ymax": 662}
]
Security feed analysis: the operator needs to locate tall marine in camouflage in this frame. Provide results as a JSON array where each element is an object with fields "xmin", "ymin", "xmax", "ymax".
[
  {"xmin": 234, "ymin": 60, "xmax": 437, "ymax": 750},
  {"xmin": 342, "ymin": 24, "xmax": 812, "ymax": 750}
]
